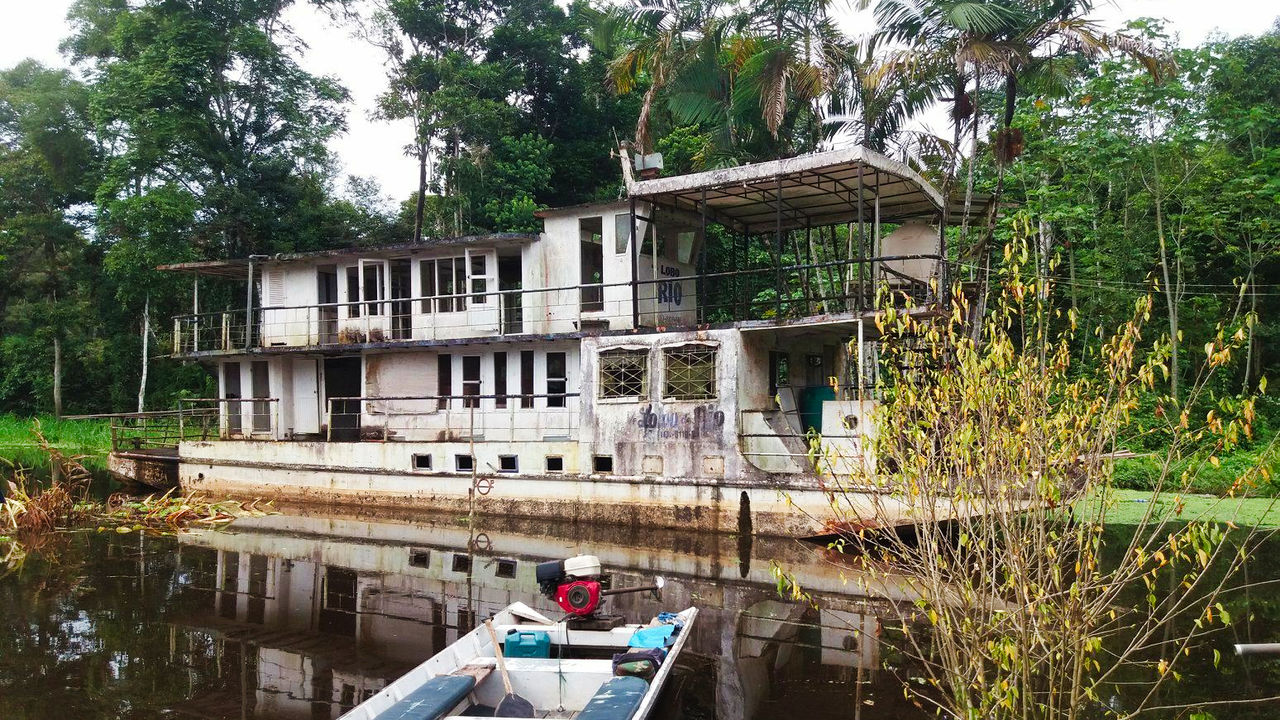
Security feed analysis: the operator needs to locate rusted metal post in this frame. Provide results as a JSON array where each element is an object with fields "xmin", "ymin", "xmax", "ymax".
[
  {"xmin": 697, "ymin": 188, "xmax": 708, "ymax": 324},
  {"xmin": 245, "ymin": 258, "xmax": 254, "ymax": 350},
  {"xmin": 774, "ymin": 175, "xmax": 784, "ymax": 319},
  {"xmin": 857, "ymin": 169, "xmax": 866, "ymax": 311},
  {"xmin": 192, "ymin": 276, "xmax": 199, "ymax": 352},
  {"xmin": 630, "ymin": 197, "xmax": 640, "ymax": 329}
]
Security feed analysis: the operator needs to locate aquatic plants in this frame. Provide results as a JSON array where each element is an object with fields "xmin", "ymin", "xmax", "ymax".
[
  {"xmin": 1, "ymin": 419, "xmax": 275, "ymax": 565},
  {"xmin": 804, "ymin": 228, "xmax": 1279, "ymax": 720},
  {"xmin": 91, "ymin": 490, "xmax": 274, "ymax": 533}
]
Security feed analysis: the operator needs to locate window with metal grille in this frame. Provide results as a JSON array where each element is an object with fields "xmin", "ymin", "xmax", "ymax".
[
  {"xmin": 664, "ymin": 345, "xmax": 717, "ymax": 400},
  {"xmin": 599, "ymin": 349, "xmax": 647, "ymax": 399}
]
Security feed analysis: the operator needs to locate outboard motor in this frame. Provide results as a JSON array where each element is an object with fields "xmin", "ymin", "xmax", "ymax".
[
  {"xmin": 536, "ymin": 554, "xmax": 665, "ymax": 628},
  {"xmin": 537, "ymin": 554, "xmax": 606, "ymax": 617}
]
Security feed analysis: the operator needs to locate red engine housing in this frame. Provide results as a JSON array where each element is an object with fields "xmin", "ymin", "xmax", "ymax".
[{"xmin": 554, "ymin": 579, "xmax": 602, "ymax": 616}]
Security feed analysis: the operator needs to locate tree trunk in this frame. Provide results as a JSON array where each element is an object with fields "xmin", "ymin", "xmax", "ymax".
[
  {"xmin": 138, "ymin": 294, "xmax": 151, "ymax": 413},
  {"xmin": 1003, "ymin": 73, "xmax": 1017, "ymax": 129},
  {"xmin": 1037, "ymin": 219, "xmax": 1052, "ymax": 301},
  {"xmin": 414, "ymin": 145, "xmax": 427, "ymax": 243},
  {"xmin": 1152, "ymin": 141, "xmax": 1179, "ymax": 402},
  {"xmin": 53, "ymin": 335, "xmax": 62, "ymax": 419}
]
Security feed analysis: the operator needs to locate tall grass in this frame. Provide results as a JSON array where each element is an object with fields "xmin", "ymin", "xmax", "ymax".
[{"xmin": 0, "ymin": 415, "xmax": 111, "ymax": 471}]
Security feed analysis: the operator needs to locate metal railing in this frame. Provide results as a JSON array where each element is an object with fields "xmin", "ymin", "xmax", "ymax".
[
  {"xmin": 106, "ymin": 407, "xmax": 220, "ymax": 451},
  {"xmin": 325, "ymin": 393, "xmax": 581, "ymax": 442},
  {"xmin": 170, "ymin": 255, "xmax": 942, "ymax": 354},
  {"xmin": 177, "ymin": 397, "xmax": 281, "ymax": 440}
]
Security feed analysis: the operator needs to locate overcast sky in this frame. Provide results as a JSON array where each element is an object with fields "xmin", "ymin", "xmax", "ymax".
[{"xmin": 2, "ymin": 0, "xmax": 1277, "ymax": 202}]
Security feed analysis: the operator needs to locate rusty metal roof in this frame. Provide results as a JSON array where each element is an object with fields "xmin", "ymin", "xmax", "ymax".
[
  {"xmin": 626, "ymin": 147, "xmax": 961, "ymax": 233},
  {"xmin": 157, "ymin": 232, "xmax": 538, "ymax": 275}
]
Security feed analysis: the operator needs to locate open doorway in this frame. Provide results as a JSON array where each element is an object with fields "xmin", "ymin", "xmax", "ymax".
[
  {"xmin": 580, "ymin": 217, "xmax": 604, "ymax": 312},
  {"xmin": 223, "ymin": 362, "xmax": 242, "ymax": 436},
  {"xmin": 499, "ymin": 254, "xmax": 522, "ymax": 334},
  {"xmin": 390, "ymin": 258, "xmax": 412, "ymax": 340},
  {"xmin": 324, "ymin": 357, "xmax": 362, "ymax": 441},
  {"xmin": 250, "ymin": 361, "xmax": 271, "ymax": 434},
  {"xmin": 317, "ymin": 265, "xmax": 338, "ymax": 344}
]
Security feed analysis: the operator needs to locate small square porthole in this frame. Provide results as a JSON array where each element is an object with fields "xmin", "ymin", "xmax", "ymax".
[
  {"xmin": 498, "ymin": 455, "xmax": 518, "ymax": 473},
  {"xmin": 451, "ymin": 554, "xmax": 472, "ymax": 574},
  {"xmin": 409, "ymin": 549, "xmax": 431, "ymax": 568},
  {"xmin": 495, "ymin": 558, "xmax": 517, "ymax": 578},
  {"xmin": 593, "ymin": 455, "xmax": 614, "ymax": 474},
  {"xmin": 412, "ymin": 453, "xmax": 432, "ymax": 471},
  {"xmin": 545, "ymin": 456, "xmax": 564, "ymax": 473},
  {"xmin": 455, "ymin": 454, "xmax": 474, "ymax": 472}
]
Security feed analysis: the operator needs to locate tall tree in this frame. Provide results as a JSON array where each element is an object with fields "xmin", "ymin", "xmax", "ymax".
[
  {"xmin": 65, "ymin": 0, "xmax": 349, "ymax": 258},
  {"xmin": 0, "ymin": 61, "xmax": 99, "ymax": 416}
]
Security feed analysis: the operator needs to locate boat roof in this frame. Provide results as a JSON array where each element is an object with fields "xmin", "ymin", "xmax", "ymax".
[
  {"xmin": 157, "ymin": 232, "xmax": 538, "ymax": 277},
  {"xmin": 627, "ymin": 146, "xmax": 970, "ymax": 233}
]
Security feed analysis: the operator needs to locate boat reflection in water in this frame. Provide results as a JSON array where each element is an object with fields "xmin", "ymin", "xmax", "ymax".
[{"xmin": 166, "ymin": 507, "xmax": 924, "ymax": 720}]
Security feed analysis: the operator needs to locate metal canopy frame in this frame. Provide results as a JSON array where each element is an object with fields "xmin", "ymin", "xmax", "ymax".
[{"xmin": 625, "ymin": 147, "xmax": 946, "ymax": 234}]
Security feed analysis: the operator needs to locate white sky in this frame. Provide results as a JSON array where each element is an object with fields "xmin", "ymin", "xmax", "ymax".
[{"xmin": 1, "ymin": 0, "xmax": 1276, "ymax": 201}]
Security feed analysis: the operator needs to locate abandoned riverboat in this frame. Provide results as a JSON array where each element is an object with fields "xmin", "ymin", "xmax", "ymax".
[{"xmin": 110, "ymin": 146, "xmax": 964, "ymax": 537}]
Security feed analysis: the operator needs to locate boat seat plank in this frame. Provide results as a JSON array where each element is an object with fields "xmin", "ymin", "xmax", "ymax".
[
  {"xmin": 575, "ymin": 676, "xmax": 649, "ymax": 720},
  {"xmin": 452, "ymin": 661, "xmax": 495, "ymax": 685},
  {"xmin": 497, "ymin": 658, "xmax": 614, "ymax": 673},
  {"xmin": 377, "ymin": 674, "xmax": 477, "ymax": 720}
]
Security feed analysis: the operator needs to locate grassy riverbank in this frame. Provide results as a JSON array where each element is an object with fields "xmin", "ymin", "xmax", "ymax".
[
  {"xmin": 1089, "ymin": 488, "xmax": 1280, "ymax": 529},
  {"xmin": 0, "ymin": 415, "xmax": 111, "ymax": 470}
]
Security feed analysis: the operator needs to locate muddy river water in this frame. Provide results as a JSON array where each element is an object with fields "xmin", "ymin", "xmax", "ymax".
[{"xmin": 0, "ymin": 506, "xmax": 1277, "ymax": 719}]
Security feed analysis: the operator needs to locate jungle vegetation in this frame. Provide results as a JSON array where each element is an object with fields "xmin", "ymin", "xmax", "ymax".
[{"xmin": 0, "ymin": 0, "xmax": 1277, "ymax": 479}]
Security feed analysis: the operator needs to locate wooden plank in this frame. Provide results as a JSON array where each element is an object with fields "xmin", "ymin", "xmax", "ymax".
[{"xmin": 452, "ymin": 661, "xmax": 495, "ymax": 685}]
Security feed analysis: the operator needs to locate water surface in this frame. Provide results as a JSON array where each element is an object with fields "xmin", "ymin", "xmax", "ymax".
[{"xmin": 0, "ymin": 508, "xmax": 1276, "ymax": 719}]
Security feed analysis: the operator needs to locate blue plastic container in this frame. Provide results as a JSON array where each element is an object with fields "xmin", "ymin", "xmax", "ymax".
[{"xmin": 503, "ymin": 630, "xmax": 552, "ymax": 658}]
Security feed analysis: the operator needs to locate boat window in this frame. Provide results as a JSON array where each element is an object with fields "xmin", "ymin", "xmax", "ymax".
[
  {"xmin": 580, "ymin": 217, "xmax": 604, "ymax": 312},
  {"xmin": 613, "ymin": 213, "xmax": 631, "ymax": 254},
  {"xmin": 470, "ymin": 254, "xmax": 489, "ymax": 304},
  {"xmin": 419, "ymin": 259, "xmax": 436, "ymax": 313},
  {"xmin": 545, "ymin": 455, "xmax": 564, "ymax": 473},
  {"xmin": 494, "ymin": 352, "xmax": 507, "ymax": 408},
  {"xmin": 677, "ymin": 230, "xmax": 697, "ymax": 264},
  {"xmin": 412, "ymin": 453, "xmax": 432, "ymax": 470},
  {"xmin": 462, "ymin": 355, "xmax": 481, "ymax": 409},
  {"xmin": 498, "ymin": 455, "xmax": 518, "ymax": 473},
  {"xmin": 345, "ymin": 266, "xmax": 360, "ymax": 318},
  {"xmin": 421, "ymin": 256, "xmax": 478, "ymax": 312},
  {"xmin": 455, "ymin": 454, "xmax": 474, "ymax": 472},
  {"xmin": 768, "ymin": 351, "xmax": 791, "ymax": 406},
  {"xmin": 664, "ymin": 345, "xmax": 717, "ymax": 400},
  {"xmin": 361, "ymin": 261, "xmax": 385, "ymax": 316},
  {"xmin": 599, "ymin": 349, "xmax": 647, "ymax": 399},
  {"xmin": 426, "ymin": 257, "xmax": 466, "ymax": 313},
  {"xmin": 495, "ymin": 558, "xmax": 517, "ymax": 578},
  {"xmin": 520, "ymin": 350, "xmax": 534, "ymax": 408},
  {"xmin": 451, "ymin": 554, "xmax": 472, "ymax": 574},
  {"xmin": 546, "ymin": 352, "xmax": 567, "ymax": 408},
  {"xmin": 593, "ymin": 455, "xmax": 614, "ymax": 474},
  {"xmin": 437, "ymin": 354, "xmax": 452, "ymax": 409},
  {"xmin": 409, "ymin": 548, "xmax": 431, "ymax": 568}
]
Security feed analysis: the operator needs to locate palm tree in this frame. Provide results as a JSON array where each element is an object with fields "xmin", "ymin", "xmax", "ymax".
[
  {"xmin": 591, "ymin": 0, "xmax": 728, "ymax": 155},
  {"xmin": 993, "ymin": 0, "xmax": 1171, "ymax": 161},
  {"xmin": 825, "ymin": 44, "xmax": 950, "ymax": 156},
  {"xmin": 735, "ymin": 0, "xmax": 849, "ymax": 145}
]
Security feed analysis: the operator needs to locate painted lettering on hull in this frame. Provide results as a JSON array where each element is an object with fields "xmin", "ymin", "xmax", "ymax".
[{"xmin": 636, "ymin": 404, "xmax": 725, "ymax": 440}]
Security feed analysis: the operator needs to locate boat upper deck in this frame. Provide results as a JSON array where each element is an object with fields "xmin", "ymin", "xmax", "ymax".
[{"xmin": 162, "ymin": 147, "xmax": 952, "ymax": 359}]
